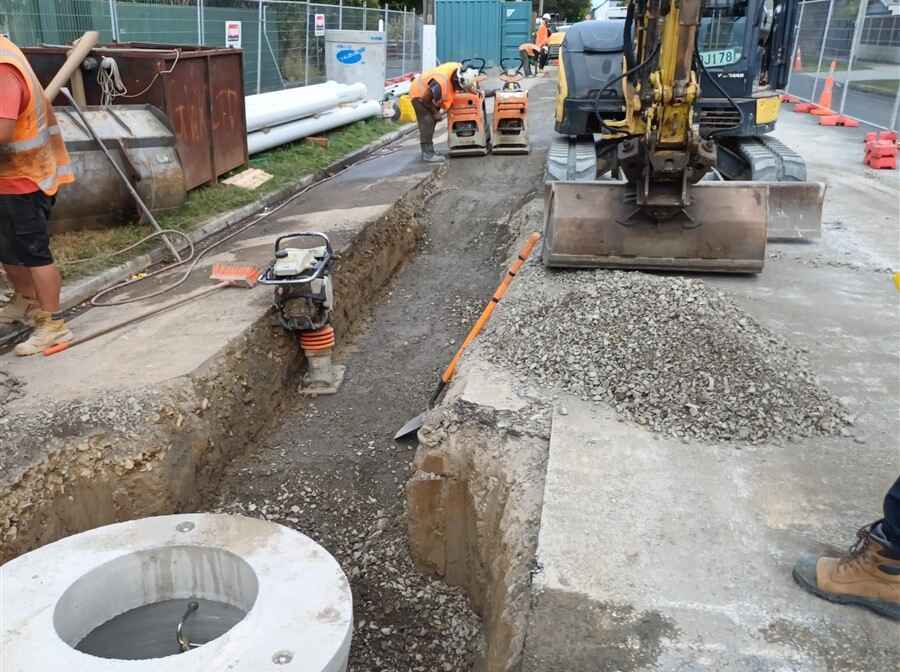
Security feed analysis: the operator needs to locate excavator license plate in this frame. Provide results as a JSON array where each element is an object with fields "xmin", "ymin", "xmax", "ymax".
[{"xmin": 542, "ymin": 181, "xmax": 824, "ymax": 274}]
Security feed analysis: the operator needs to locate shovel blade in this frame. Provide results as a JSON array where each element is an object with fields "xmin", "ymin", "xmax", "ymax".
[{"xmin": 394, "ymin": 411, "xmax": 428, "ymax": 441}]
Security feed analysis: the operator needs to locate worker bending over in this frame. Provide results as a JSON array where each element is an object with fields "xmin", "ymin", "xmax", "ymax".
[
  {"xmin": 518, "ymin": 43, "xmax": 540, "ymax": 77},
  {"xmin": 409, "ymin": 62, "xmax": 478, "ymax": 163},
  {"xmin": 535, "ymin": 14, "xmax": 553, "ymax": 73},
  {"xmin": 0, "ymin": 35, "xmax": 74, "ymax": 355}
]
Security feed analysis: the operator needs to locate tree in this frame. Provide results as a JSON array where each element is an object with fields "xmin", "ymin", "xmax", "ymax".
[{"xmin": 540, "ymin": 0, "xmax": 592, "ymax": 22}]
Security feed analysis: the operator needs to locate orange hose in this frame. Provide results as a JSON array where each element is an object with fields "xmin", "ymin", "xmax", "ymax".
[{"xmin": 442, "ymin": 232, "xmax": 540, "ymax": 383}]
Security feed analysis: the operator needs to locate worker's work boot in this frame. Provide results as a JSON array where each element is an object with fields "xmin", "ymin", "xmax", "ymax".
[
  {"xmin": 793, "ymin": 520, "xmax": 900, "ymax": 621},
  {"xmin": 421, "ymin": 143, "xmax": 446, "ymax": 163},
  {"xmin": 14, "ymin": 310, "xmax": 73, "ymax": 357},
  {"xmin": 0, "ymin": 292, "xmax": 39, "ymax": 325}
]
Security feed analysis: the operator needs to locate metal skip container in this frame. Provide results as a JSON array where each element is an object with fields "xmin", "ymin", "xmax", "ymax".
[
  {"xmin": 51, "ymin": 105, "xmax": 186, "ymax": 234},
  {"xmin": 324, "ymin": 30, "xmax": 386, "ymax": 100}
]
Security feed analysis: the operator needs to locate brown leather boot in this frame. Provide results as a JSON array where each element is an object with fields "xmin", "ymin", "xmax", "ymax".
[{"xmin": 793, "ymin": 520, "xmax": 900, "ymax": 621}]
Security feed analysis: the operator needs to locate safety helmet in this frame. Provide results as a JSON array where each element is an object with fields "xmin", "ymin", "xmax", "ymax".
[
  {"xmin": 457, "ymin": 67, "xmax": 479, "ymax": 92},
  {"xmin": 542, "ymin": 13, "xmax": 551, "ymax": 20}
]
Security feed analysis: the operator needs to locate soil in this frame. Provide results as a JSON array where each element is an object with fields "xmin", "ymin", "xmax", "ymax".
[{"xmin": 209, "ymin": 141, "xmax": 553, "ymax": 671}]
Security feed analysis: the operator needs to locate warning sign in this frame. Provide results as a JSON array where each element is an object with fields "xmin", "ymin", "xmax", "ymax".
[
  {"xmin": 225, "ymin": 20, "xmax": 242, "ymax": 49},
  {"xmin": 314, "ymin": 13, "xmax": 326, "ymax": 37}
]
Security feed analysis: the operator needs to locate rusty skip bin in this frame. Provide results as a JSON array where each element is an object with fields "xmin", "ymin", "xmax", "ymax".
[{"xmin": 24, "ymin": 43, "xmax": 249, "ymax": 191}]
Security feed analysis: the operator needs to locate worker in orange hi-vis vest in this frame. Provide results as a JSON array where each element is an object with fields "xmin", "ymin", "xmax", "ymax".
[
  {"xmin": 409, "ymin": 63, "xmax": 478, "ymax": 163},
  {"xmin": 535, "ymin": 14, "xmax": 553, "ymax": 73},
  {"xmin": 518, "ymin": 42, "xmax": 540, "ymax": 77},
  {"xmin": 0, "ymin": 35, "xmax": 75, "ymax": 356}
]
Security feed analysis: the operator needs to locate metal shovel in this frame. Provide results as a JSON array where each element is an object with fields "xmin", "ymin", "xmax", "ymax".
[{"xmin": 394, "ymin": 232, "xmax": 540, "ymax": 441}]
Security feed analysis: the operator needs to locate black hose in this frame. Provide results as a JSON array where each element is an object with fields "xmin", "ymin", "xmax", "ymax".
[
  {"xmin": 623, "ymin": 2, "xmax": 637, "ymax": 82},
  {"xmin": 694, "ymin": 43, "xmax": 744, "ymax": 138}
]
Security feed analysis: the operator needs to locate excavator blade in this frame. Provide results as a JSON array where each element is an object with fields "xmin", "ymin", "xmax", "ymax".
[
  {"xmin": 542, "ymin": 181, "xmax": 824, "ymax": 274},
  {"xmin": 765, "ymin": 181, "xmax": 825, "ymax": 241}
]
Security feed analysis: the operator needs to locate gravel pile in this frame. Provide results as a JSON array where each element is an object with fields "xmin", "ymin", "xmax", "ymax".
[
  {"xmin": 481, "ymin": 263, "xmax": 852, "ymax": 443},
  {"xmin": 215, "ymin": 462, "xmax": 481, "ymax": 672}
]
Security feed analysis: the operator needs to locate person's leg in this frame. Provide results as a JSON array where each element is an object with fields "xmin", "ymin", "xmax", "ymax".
[
  {"xmin": 883, "ymin": 476, "xmax": 900, "ymax": 547},
  {"xmin": 0, "ymin": 196, "xmax": 40, "ymax": 325},
  {"xmin": 520, "ymin": 50, "xmax": 532, "ymax": 77},
  {"xmin": 11, "ymin": 192, "xmax": 72, "ymax": 356},
  {"xmin": 792, "ymin": 479, "xmax": 900, "ymax": 621},
  {"xmin": 29, "ymin": 264, "xmax": 61, "ymax": 313},
  {"xmin": 411, "ymin": 98, "xmax": 442, "ymax": 163}
]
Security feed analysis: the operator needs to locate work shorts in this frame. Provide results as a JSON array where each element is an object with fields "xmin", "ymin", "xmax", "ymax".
[{"xmin": 0, "ymin": 191, "xmax": 55, "ymax": 267}]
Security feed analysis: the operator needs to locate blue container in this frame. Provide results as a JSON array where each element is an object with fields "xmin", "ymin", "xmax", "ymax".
[
  {"xmin": 436, "ymin": 0, "xmax": 503, "ymax": 65},
  {"xmin": 500, "ymin": 2, "xmax": 531, "ymax": 63}
]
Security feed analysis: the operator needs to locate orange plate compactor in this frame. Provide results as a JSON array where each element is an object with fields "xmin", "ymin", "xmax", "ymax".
[
  {"xmin": 447, "ymin": 58, "xmax": 490, "ymax": 157},
  {"xmin": 491, "ymin": 57, "xmax": 529, "ymax": 154}
]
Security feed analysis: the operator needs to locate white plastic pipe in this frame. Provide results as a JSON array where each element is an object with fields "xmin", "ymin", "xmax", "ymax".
[
  {"xmin": 248, "ymin": 100, "xmax": 381, "ymax": 155},
  {"xmin": 245, "ymin": 82, "xmax": 368, "ymax": 132},
  {"xmin": 385, "ymin": 79, "xmax": 412, "ymax": 98}
]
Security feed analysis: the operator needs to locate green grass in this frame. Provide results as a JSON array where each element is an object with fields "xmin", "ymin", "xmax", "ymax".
[{"xmin": 54, "ymin": 117, "xmax": 398, "ymax": 280}]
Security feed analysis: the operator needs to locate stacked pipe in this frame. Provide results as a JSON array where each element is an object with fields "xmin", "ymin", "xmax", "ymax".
[{"xmin": 245, "ymin": 81, "xmax": 380, "ymax": 155}]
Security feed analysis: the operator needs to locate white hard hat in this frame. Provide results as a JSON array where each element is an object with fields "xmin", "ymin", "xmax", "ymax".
[
  {"xmin": 458, "ymin": 68, "xmax": 478, "ymax": 91},
  {"xmin": 543, "ymin": 13, "xmax": 551, "ymax": 20}
]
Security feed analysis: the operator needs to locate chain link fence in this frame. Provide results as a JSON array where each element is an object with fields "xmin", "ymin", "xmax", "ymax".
[
  {"xmin": 2, "ymin": 0, "xmax": 423, "ymax": 95},
  {"xmin": 786, "ymin": 0, "xmax": 900, "ymax": 130}
]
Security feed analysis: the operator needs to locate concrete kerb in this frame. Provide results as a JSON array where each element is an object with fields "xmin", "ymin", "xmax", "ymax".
[{"xmin": 60, "ymin": 123, "xmax": 418, "ymax": 312}]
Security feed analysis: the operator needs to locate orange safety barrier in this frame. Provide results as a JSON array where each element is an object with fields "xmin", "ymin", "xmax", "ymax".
[
  {"xmin": 864, "ymin": 131, "xmax": 897, "ymax": 170},
  {"xmin": 818, "ymin": 114, "xmax": 859, "ymax": 127}
]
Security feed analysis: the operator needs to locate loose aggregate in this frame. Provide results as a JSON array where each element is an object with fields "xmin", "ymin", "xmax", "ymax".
[{"xmin": 481, "ymin": 262, "xmax": 853, "ymax": 444}]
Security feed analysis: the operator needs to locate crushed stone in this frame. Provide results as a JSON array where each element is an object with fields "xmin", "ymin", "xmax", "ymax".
[
  {"xmin": 479, "ymin": 262, "xmax": 852, "ymax": 444},
  {"xmin": 0, "ymin": 369, "xmax": 25, "ymax": 418}
]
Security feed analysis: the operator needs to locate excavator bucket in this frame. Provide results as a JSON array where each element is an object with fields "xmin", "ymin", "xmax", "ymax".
[{"xmin": 542, "ymin": 181, "xmax": 824, "ymax": 273}]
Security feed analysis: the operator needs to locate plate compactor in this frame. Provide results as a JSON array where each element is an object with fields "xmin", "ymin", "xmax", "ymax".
[
  {"xmin": 258, "ymin": 232, "xmax": 345, "ymax": 395},
  {"xmin": 491, "ymin": 58, "xmax": 530, "ymax": 155},
  {"xmin": 448, "ymin": 58, "xmax": 490, "ymax": 157}
]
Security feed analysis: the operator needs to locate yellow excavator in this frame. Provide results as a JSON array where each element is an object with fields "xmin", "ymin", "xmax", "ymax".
[{"xmin": 544, "ymin": 0, "xmax": 824, "ymax": 273}]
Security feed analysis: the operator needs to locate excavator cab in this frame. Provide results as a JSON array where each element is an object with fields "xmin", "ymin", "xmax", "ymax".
[{"xmin": 544, "ymin": 0, "xmax": 824, "ymax": 273}]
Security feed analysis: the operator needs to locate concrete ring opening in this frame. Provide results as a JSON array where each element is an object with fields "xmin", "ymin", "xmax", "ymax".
[
  {"xmin": 54, "ymin": 546, "xmax": 259, "ymax": 660},
  {"xmin": 3, "ymin": 514, "xmax": 353, "ymax": 671}
]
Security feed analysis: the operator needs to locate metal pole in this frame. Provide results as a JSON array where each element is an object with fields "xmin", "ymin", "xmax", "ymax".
[
  {"xmin": 785, "ymin": 0, "xmax": 805, "ymax": 93},
  {"xmin": 257, "ymin": 0, "xmax": 264, "ymax": 94},
  {"xmin": 339, "ymin": 0, "xmax": 343, "ymax": 30},
  {"xmin": 363, "ymin": 4, "xmax": 367, "ymax": 31},
  {"xmin": 838, "ymin": 0, "xmax": 868, "ymax": 115},
  {"xmin": 108, "ymin": 0, "xmax": 118, "ymax": 42},
  {"xmin": 811, "ymin": 0, "xmax": 835, "ymax": 103},
  {"xmin": 196, "ymin": 0, "xmax": 202, "ymax": 45},
  {"xmin": 401, "ymin": 9, "xmax": 407, "ymax": 74},
  {"xmin": 304, "ymin": 1, "xmax": 310, "ymax": 86},
  {"xmin": 889, "ymin": 86, "xmax": 900, "ymax": 131}
]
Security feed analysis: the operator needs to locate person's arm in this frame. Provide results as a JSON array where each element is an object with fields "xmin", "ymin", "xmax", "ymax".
[
  {"xmin": 0, "ymin": 65, "xmax": 25, "ymax": 144},
  {"xmin": 425, "ymin": 79, "xmax": 442, "ymax": 108}
]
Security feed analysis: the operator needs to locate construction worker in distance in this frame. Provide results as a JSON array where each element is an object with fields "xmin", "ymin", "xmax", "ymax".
[
  {"xmin": 518, "ymin": 42, "xmax": 540, "ymax": 77},
  {"xmin": 535, "ymin": 14, "xmax": 553, "ymax": 74},
  {"xmin": 793, "ymin": 475, "xmax": 900, "ymax": 621},
  {"xmin": 409, "ymin": 62, "xmax": 479, "ymax": 163},
  {"xmin": 0, "ymin": 35, "xmax": 74, "ymax": 355}
]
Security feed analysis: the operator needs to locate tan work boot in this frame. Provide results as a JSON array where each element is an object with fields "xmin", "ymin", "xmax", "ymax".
[
  {"xmin": 0, "ymin": 293, "xmax": 39, "ymax": 325},
  {"xmin": 14, "ymin": 311, "xmax": 73, "ymax": 357},
  {"xmin": 793, "ymin": 520, "xmax": 900, "ymax": 621}
]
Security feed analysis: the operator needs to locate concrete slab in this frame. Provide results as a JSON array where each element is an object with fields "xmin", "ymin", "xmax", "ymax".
[{"xmin": 521, "ymin": 107, "xmax": 900, "ymax": 671}]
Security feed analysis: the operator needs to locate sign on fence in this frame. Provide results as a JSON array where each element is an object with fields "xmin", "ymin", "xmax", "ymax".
[
  {"xmin": 315, "ymin": 14, "xmax": 326, "ymax": 37},
  {"xmin": 225, "ymin": 21, "xmax": 242, "ymax": 49}
]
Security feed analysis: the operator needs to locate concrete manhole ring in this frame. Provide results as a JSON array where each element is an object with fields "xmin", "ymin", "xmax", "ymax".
[{"xmin": 1, "ymin": 514, "xmax": 352, "ymax": 670}]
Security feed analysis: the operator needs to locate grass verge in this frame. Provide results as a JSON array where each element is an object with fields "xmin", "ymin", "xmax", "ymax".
[
  {"xmin": 851, "ymin": 79, "xmax": 899, "ymax": 98},
  {"xmin": 53, "ymin": 117, "xmax": 398, "ymax": 281}
]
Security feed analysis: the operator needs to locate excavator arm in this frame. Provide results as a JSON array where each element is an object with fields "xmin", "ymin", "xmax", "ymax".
[{"xmin": 543, "ymin": 0, "xmax": 825, "ymax": 274}]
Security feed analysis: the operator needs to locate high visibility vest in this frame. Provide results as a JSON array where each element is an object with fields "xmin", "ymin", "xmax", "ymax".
[
  {"xmin": 0, "ymin": 36, "xmax": 73, "ymax": 196},
  {"xmin": 410, "ymin": 62, "xmax": 461, "ymax": 111},
  {"xmin": 519, "ymin": 43, "xmax": 539, "ymax": 56},
  {"xmin": 536, "ymin": 24, "xmax": 551, "ymax": 48}
]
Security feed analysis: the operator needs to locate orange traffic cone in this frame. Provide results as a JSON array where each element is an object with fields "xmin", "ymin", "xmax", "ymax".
[
  {"xmin": 812, "ymin": 60, "xmax": 836, "ymax": 115},
  {"xmin": 793, "ymin": 48, "xmax": 802, "ymax": 72}
]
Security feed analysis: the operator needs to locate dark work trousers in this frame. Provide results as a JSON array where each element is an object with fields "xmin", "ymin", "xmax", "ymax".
[
  {"xmin": 538, "ymin": 47, "xmax": 549, "ymax": 71},
  {"xmin": 884, "ymin": 475, "xmax": 900, "ymax": 546},
  {"xmin": 519, "ymin": 50, "xmax": 534, "ymax": 77},
  {"xmin": 411, "ymin": 97, "xmax": 437, "ymax": 148}
]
